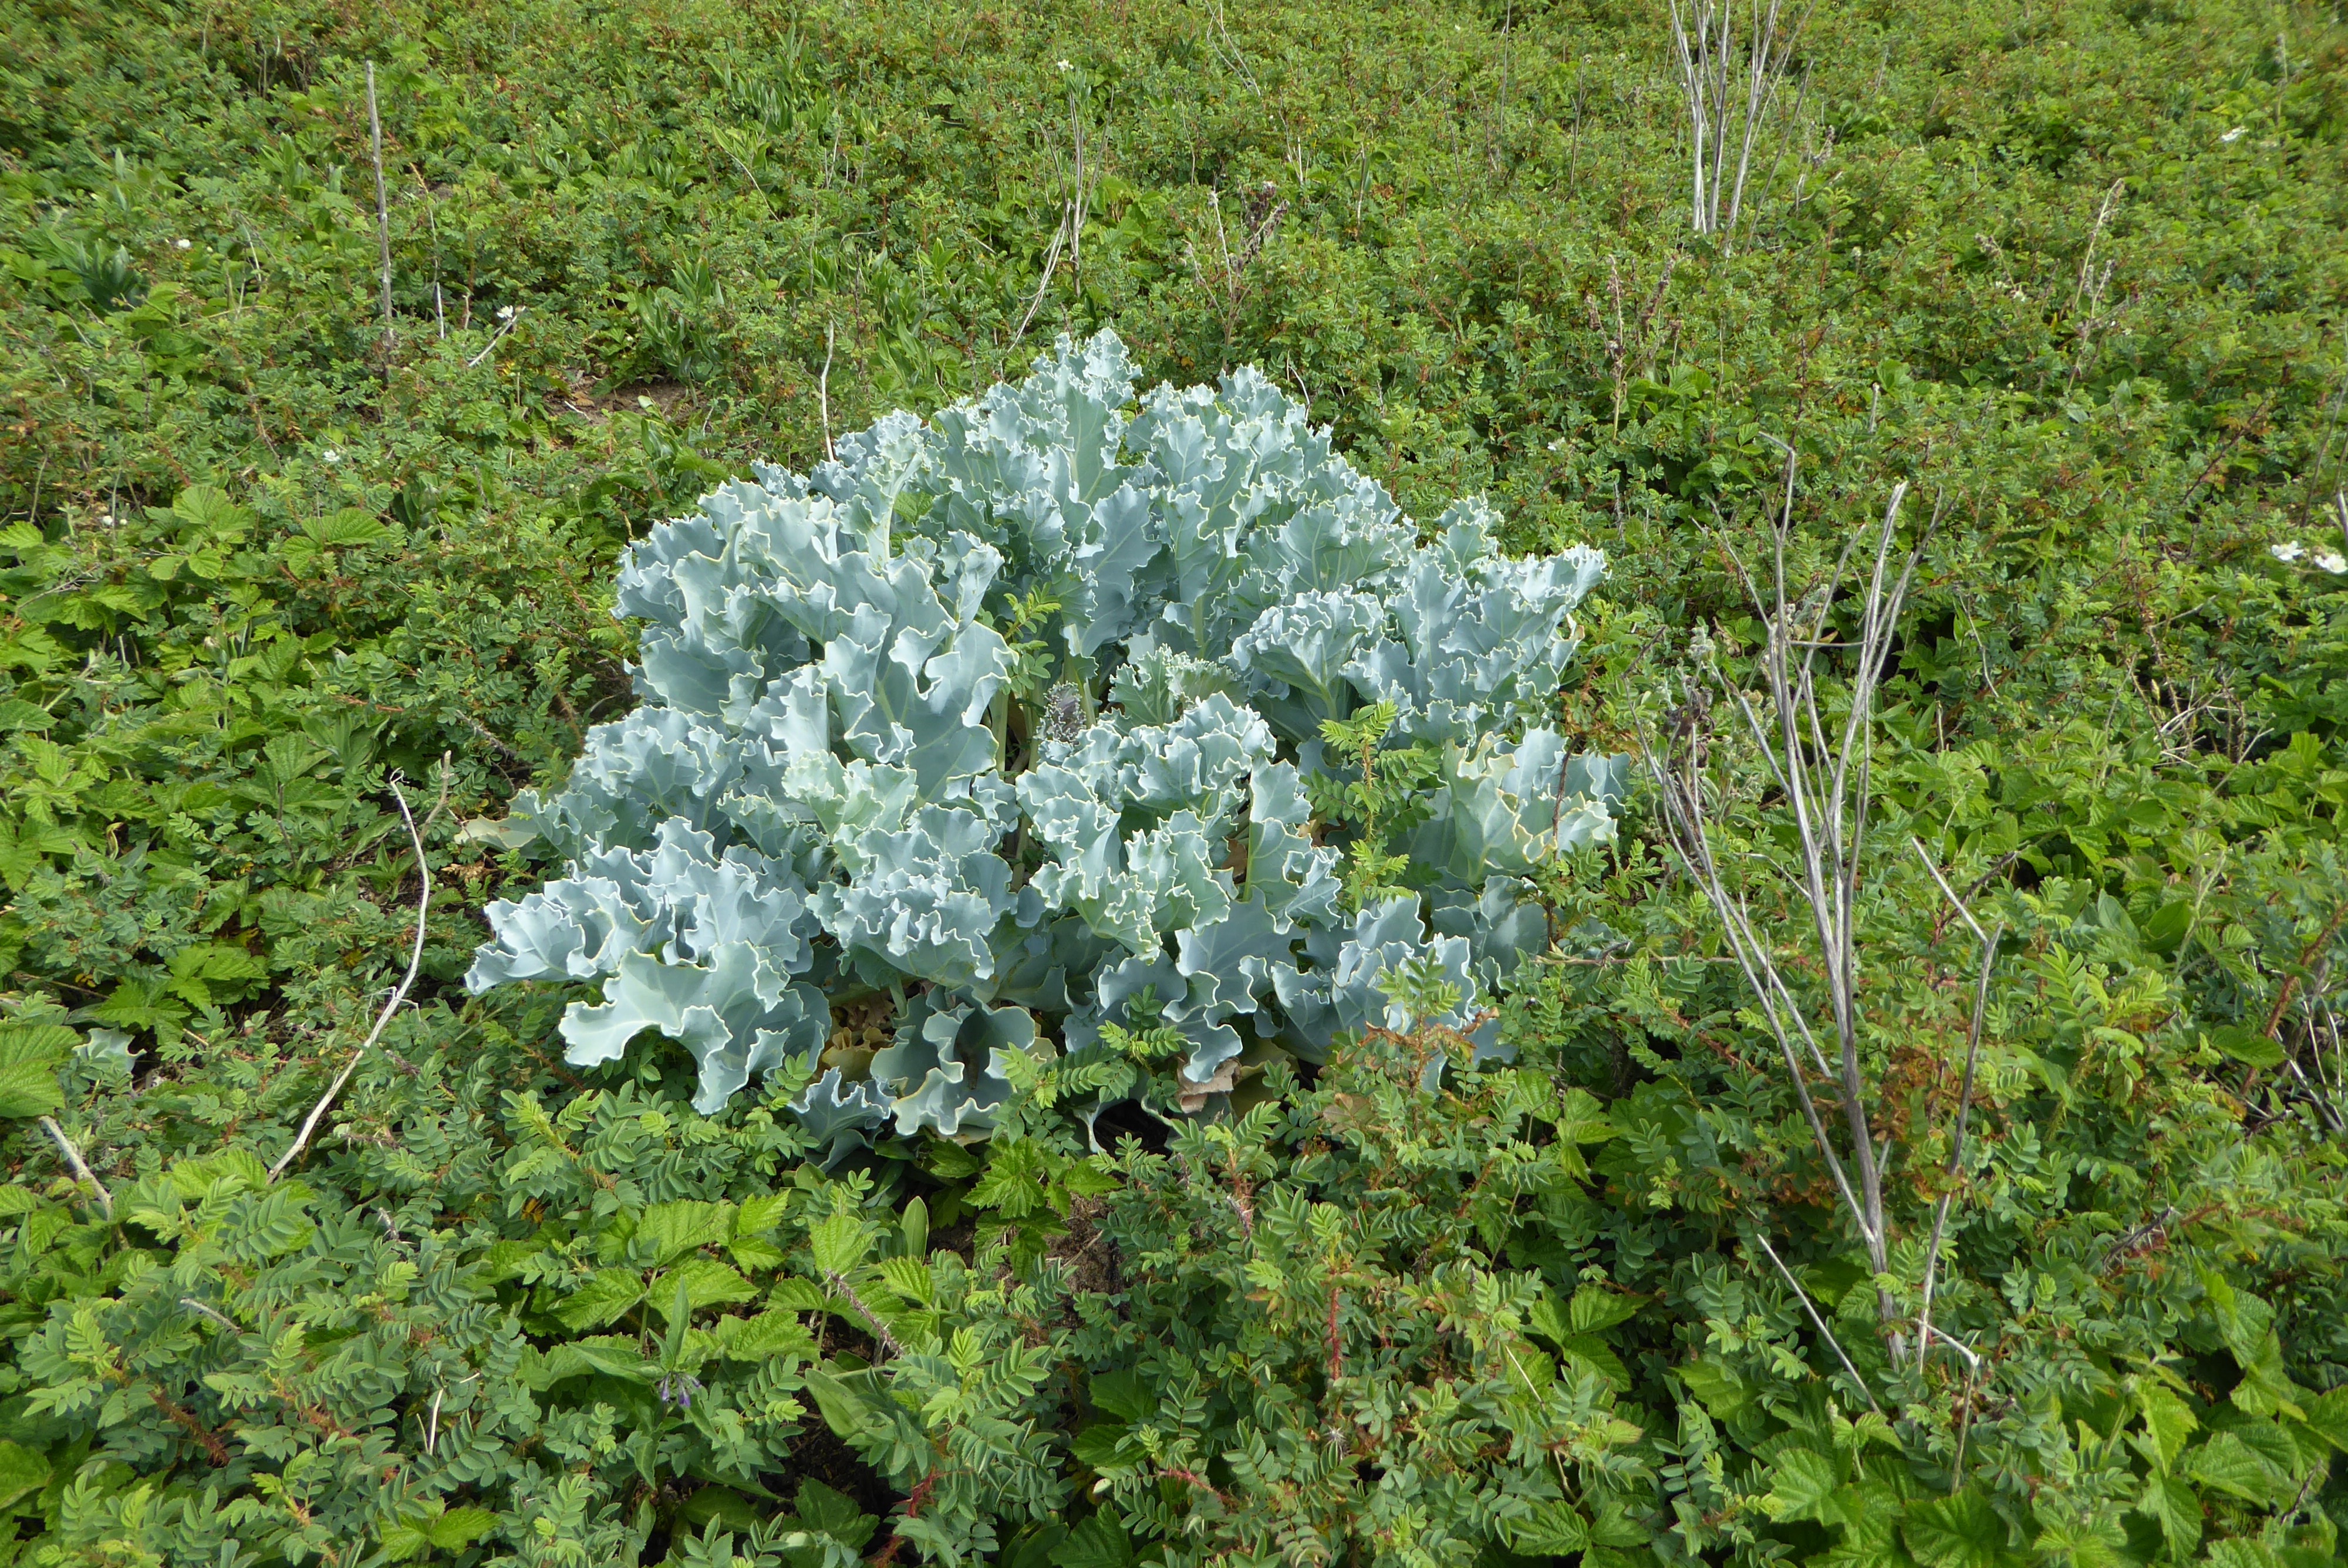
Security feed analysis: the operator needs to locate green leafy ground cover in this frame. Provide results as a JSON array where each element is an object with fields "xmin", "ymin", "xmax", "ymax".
[{"xmin": 2, "ymin": 0, "xmax": 2347, "ymax": 1563}]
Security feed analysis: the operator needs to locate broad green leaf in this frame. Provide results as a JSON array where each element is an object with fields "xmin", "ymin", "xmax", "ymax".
[
  {"xmin": 808, "ymin": 1211, "xmax": 873, "ymax": 1277},
  {"xmin": 736, "ymin": 1192, "xmax": 790, "ymax": 1235},
  {"xmin": 1069, "ymin": 1422, "xmax": 1133, "ymax": 1469},
  {"xmin": 795, "ymin": 1478, "xmax": 879, "ymax": 1549},
  {"xmin": 2207, "ymin": 1026, "xmax": 2283, "ymax": 1067},
  {"xmin": 653, "ymin": 1258, "xmax": 757, "ymax": 1319},
  {"xmin": 0, "ymin": 1025, "xmax": 73, "ymax": 1117},
  {"xmin": 2181, "ymin": 1432, "xmax": 2285, "ymax": 1504},
  {"xmin": 711, "ymin": 1309, "xmax": 814, "ymax": 1361},
  {"xmin": 525, "ymin": 1336, "xmax": 653, "ymax": 1388},
  {"xmin": 1678, "ymin": 1357, "xmax": 1753, "ymax": 1419},
  {"xmin": 0, "ymin": 1441, "xmax": 49, "ymax": 1510},
  {"xmin": 2133, "ymin": 1472, "xmax": 2201, "ymax": 1555},
  {"xmin": 2199, "ymin": 1270, "xmax": 2276, "ymax": 1368},
  {"xmin": 1903, "ymin": 1489, "xmax": 2010, "ymax": 1568},
  {"xmin": 2300, "ymin": 1385, "xmax": 2348, "ymax": 1454},
  {"xmin": 1051, "ymin": 1508, "xmax": 1135, "ymax": 1568},
  {"xmin": 379, "ymin": 1523, "xmax": 431, "ymax": 1563},
  {"xmin": 2136, "ymin": 1383, "xmax": 2198, "ymax": 1471},
  {"xmin": 2029, "ymin": 1512, "xmax": 2127, "ymax": 1568},
  {"xmin": 637, "ymin": 1199, "xmax": 736, "ymax": 1266},
  {"xmin": 551, "ymin": 1269, "xmax": 645, "ymax": 1332},
  {"xmin": 1567, "ymin": 1283, "xmax": 1641, "ymax": 1334},
  {"xmin": 1763, "ymin": 1448, "xmax": 1838, "ymax": 1523},
  {"xmin": 875, "ymin": 1253, "xmax": 935, "ymax": 1305},
  {"xmin": 1089, "ymin": 1368, "xmax": 1152, "ymax": 1423},
  {"xmin": 302, "ymin": 508, "xmax": 392, "ymax": 548},
  {"xmin": 1553, "ymin": 1086, "xmax": 1617, "ymax": 1143},
  {"xmin": 428, "ymin": 1508, "xmax": 499, "ymax": 1549}
]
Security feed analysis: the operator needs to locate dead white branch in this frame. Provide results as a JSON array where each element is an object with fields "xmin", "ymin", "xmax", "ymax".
[
  {"xmin": 269, "ymin": 766, "xmax": 448, "ymax": 1181},
  {"xmin": 1641, "ymin": 448, "xmax": 1935, "ymax": 1368}
]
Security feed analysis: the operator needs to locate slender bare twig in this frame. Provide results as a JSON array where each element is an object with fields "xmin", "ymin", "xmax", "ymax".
[
  {"xmin": 1911, "ymin": 839, "xmax": 1989, "ymax": 945},
  {"xmin": 463, "ymin": 307, "xmax": 524, "ymax": 369},
  {"xmin": 268, "ymin": 768, "xmax": 447, "ymax": 1182},
  {"xmin": 1642, "ymin": 456, "xmax": 1935, "ymax": 1363},
  {"xmin": 1667, "ymin": 0, "xmax": 1811, "ymax": 245},
  {"xmin": 818, "ymin": 321, "xmax": 838, "ymax": 461},
  {"xmin": 1011, "ymin": 216, "xmax": 1068, "ymax": 346},
  {"xmin": 1920, "ymin": 1322, "xmax": 1983, "ymax": 1373},
  {"xmin": 1750, "ymin": 1229, "xmax": 1880, "ymax": 1411},
  {"xmin": 181, "ymin": 1297, "xmax": 244, "ymax": 1334},
  {"xmin": 1912, "ymin": 867, "xmax": 2000, "ymax": 1367},
  {"xmin": 368, "ymin": 63, "xmax": 394, "ymax": 352},
  {"xmin": 38, "ymin": 1116, "xmax": 113, "ymax": 1219}
]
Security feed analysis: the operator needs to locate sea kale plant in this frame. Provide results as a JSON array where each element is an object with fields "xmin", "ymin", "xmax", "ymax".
[{"xmin": 467, "ymin": 332, "xmax": 1627, "ymax": 1140}]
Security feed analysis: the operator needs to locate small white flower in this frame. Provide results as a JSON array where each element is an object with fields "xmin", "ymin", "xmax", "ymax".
[
  {"xmin": 497, "ymin": 304, "xmax": 518, "ymax": 322},
  {"xmin": 1547, "ymin": 438, "xmax": 1566, "ymax": 452},
  {"xmin": 321, "ymin": 447, "xmax": 343, "ymax": 465},
  {"xmin": 1056, "ymin": 59, "xmax": 1072, "ymax": 71},
  {"xmin": 2221, "ymin": 126, "xmax": 2247, "ymax": 143},
  {"xmin": 2319, "ymin": 553, "xmax": 2348, "ymax": 574},
  {"xmin": 174, "ymin": 238, "xmax": 192, "ymax": 251},
  {"xmin": 2271, "ymin": 542, "xmax": 2306, "ymax": 562}
]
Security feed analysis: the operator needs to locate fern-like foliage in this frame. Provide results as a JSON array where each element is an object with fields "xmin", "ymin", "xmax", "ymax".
[{"xmin": 468, "ymin": 333, "xmax": 1624, "ymax": 1133}]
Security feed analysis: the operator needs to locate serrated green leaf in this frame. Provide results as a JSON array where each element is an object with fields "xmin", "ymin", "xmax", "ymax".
[
  {"xmin": 808, "ymin": 1211, "xmax": 873, "ymax": 1277},
  {"xmin": 550, "ymin": 1269, "xmax": 645, "ymax": 1332},
  {"xmin": 302, "ymin": 508, "xmax": 392, "ymax": 548},
  {"xmin": 1567, "ymin": 1283, "xmax": 1641, "ymax": 1334},
  {"xmin": 1051, "ymin": 1508, "xmax": 1135, "ymax": 1568},
  {"xmin": 0, "ymin": 1441, "xmax": 50, "ymax": 1510},
  {"xmin": 711, "ymin": 1308, "xmax": 814, "ymax": 1361},
  {"xmin": 2301, "ymin": 1385, "xmax": 2348, "ymax": 1454},
  {"xmin": 428, "ymin": 1508, "xmax": 500, "ymax": 1549},
  {"xmin": 2181, "ymin": 1431, "xmax": 2284, "ymax": 1504},
  {"xmin": 0, "ymin": 1025, "xmax": 73, "ymax": 1118},
  {"xmin": 1903, "ymin": 1489, "xmax": 2010, "ymax": 1568},
  {"xmin": 795, "ymin": 1478, "xmax": 879, "ymax": 1549},
  {"xmin": 1765, "ymin": 1448, "xmax": 1838, "ymax": 1522},
  {"xmin": 2133, "ymin": 1471, "xmax": 2202, "ymax": 1554},
  {"xmin": 2136, "ymin": 1383, "xmax": 2198, "ymax": 1471},
  {"xmin": 1678, "ymin": 1356, "xmax": 1752, "ymax": 1418},
  {"xmin": 654, "ymin": 1258, "xmax": 757, "ymax": 1319},
  {"xmin": 638, "ymin": 1199, "xmax": 736, "ymax": 1266},
  {"xmin": 1506, "ymin": 1502, "xmax": 1592, "ymax": 1555},
  {"xmin": 2208, "ymin": 1025, "xmax": 2284, "ymax": 1067}
]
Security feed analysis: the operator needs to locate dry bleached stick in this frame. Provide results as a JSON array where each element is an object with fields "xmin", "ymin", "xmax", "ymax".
[
  {"xmin": 1910, "ymin": 835, "xmax": 2001, "ymax": 1371},
  {"xmin": 268, "ymin": 768, "xmax": 447, "ymax": 1182},
  {"xmin": 1749, "ymin": 1229, "xmax": 1880, "ymax": 1412},
  {"xmin": 368, "ymin": 63, "xmax": 395, "ymax": 352},
  {"xmin": 1642, "ymin": 459, "xmax": 1924, "ymax": 1312},
  {"xmin": 1642, "ymin": 447, "xmax": 1954, "ymax": 1371},
  {"xmin": 39, "ymin": 1115, "xmax": 113, "ymax": 1219}
]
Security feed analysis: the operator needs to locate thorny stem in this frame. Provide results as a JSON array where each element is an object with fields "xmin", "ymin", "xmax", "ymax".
[{"xmin": 824, "ymin": 1269, "xmax": 907, "ymax": 1359}]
